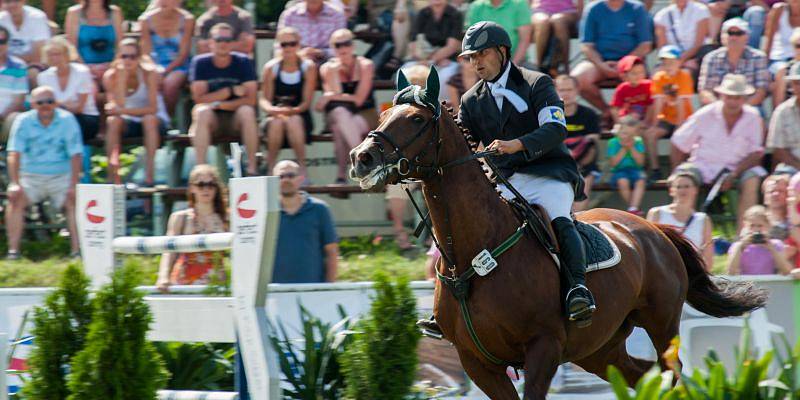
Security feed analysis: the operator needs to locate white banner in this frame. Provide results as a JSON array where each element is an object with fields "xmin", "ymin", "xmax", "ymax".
[{"xmin": 76, "ymin": 184, "xmax": 125, "ymax": 288}]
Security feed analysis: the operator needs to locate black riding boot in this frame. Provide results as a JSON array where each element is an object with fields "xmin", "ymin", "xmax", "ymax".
[{"xmin": 552, "ymin": 216, "xmax": 596, "ymax": 328}]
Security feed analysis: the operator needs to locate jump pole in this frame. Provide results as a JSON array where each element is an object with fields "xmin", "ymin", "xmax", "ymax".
[{"xmin": 76, "ymin": 176, "xmax": 281, "ymax": 399}]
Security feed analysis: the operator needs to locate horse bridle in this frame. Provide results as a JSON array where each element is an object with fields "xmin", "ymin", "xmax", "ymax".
[{"xmin": 365, "ymin": 110, "xmax": 442, "ymax": 179}]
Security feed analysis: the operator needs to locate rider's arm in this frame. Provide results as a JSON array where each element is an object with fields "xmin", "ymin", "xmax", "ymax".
[{"xmin": 517, "ymin": 76, "xmax": 567, "ymax": 161}]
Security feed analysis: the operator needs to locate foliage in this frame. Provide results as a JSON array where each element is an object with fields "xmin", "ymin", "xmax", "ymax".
[
  {"xmin": 341, "ymin": 272, "xmax": 421, "ymax": 400},
  {"xmin": 66, "ymin": 261, "xmax": 169, "ymax": 400},
  {"xmin": 154, "ymin": 342, "xmax": 235, "ymax": 391},
  {"xmin": 255, "ymin": 0, "xmax": 289, "ymax": 27},
  {"xmin": 89, "ymin": 151, "xmax": 139, "ymax": 184},
  {"xmin": 337, "ymin": 235, "xmax": 428, "ymax": 282},
  {"xmin": 268, "ymin": 303, "xmax": 354, "ymax": 399},
  {"xmin": 608, "ymin": 321, "xmax": 800, "ymax": 399},
  {"xmin": 22, "ymin": 263, "xmax": 93, "ymax": 400}
]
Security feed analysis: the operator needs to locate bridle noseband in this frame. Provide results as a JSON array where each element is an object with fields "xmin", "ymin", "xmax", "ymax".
[{"xmin": 365, "ymin": 109, "xmax": 442, "ymax": 181}]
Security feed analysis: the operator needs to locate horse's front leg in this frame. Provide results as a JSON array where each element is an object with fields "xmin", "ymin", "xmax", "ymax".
[
  {"xmin": 457, "ymin": 347, "xmax": 519, "ymax": 399},
  {"xmin": 523, "ymin": 335, "xmax": 563, "ymax": 400}
]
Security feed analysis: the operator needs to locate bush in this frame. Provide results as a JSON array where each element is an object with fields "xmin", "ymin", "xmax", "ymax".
[
  {"xmin": 608, "ymin": 322, "xmax": 800, "ymax": 399},
  {"xmin": 154, "ymin": 342, "xmax": 235, "ymax": 391},
  {"xmin": 66, "ymin": 261, "xmax": 169, "ymax": 400},
  {"xmin": 23, "ymin": 263, "xmax": 93, "ymax": 400},
  {"xmin": 342, "ymin": 273, "xmax": 421, "ymax": 400},
  {"xmin": 268, "ymin": 304, "xmax": 353, "ymax": 399}
]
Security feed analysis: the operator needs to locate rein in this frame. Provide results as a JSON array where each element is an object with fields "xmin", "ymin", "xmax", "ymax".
[{"xmin": 368, "ymin": 109, "xmax": 527, "ymax": 368}]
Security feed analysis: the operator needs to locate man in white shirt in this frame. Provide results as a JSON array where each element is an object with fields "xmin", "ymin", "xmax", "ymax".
[
  {"xmin": 653, "ymin": 0, "xmax": 711, "ymax": 71},
  {"xmin": 0, "ymin": 0, "xmax": 50, "ymax": 65}
]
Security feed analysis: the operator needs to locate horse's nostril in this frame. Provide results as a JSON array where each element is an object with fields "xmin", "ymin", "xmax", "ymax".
[{"xmin": 358, "ymin": 151, "xmax": 374, "ymax": 166}]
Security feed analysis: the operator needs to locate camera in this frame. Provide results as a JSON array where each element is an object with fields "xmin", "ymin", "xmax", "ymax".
[{"xmin": 751, "ymin": 232, "xmax": 766, "ymax": 244}]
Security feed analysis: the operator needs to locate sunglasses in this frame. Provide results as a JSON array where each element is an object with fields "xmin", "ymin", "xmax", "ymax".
[
  {"xmin": 0, "ymin": 38, "xmax": 7, "ymax": 45},
  {"xmin": 35, "ymin": 98, "xmax": 55, "ymax": 105},
  {"xmin": 671, "ymin": 184, "xmax": 694, "ymax": 189},
  {"xmin": 213, "ymin": 36, "xmax": 235, "ymax": 43},
  {"xmin": 279, "ymin": 172, "xmax": 298, "ymax": 180},
  {"xmin": 120, "ymin": 54, "xmax": 138, "ymax": 60},
  {"xmin": 280, "ymin": 41, "xmax": 299, "ymax": 48},
  {"xmin": 727, "ymin": 30, "xmax": 747, "ymax": 36},
  {"xmin": 193, "ymin": 180, "xmax": 217, "ymax": 189},
  {"xmin": 334, "ymin": 40, "xmax": 353, "ymax": 49}
]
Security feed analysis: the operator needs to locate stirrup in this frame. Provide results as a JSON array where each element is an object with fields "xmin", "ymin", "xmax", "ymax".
[
  {"xmin": 566, "ymin": 284, "xmax": 596, "ymax": 322},
  {"xmin": 416, "ymin": 317, "xmax": 443, "ymax": 340}
]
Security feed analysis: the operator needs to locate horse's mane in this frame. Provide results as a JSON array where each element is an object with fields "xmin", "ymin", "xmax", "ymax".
[{"xmin": 440, "ymin": 102, "xmax": 524, "ymax": 222}]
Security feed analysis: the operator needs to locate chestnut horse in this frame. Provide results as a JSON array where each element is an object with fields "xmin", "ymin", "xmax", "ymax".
[{"xmin": 349, "ymin": 74, "xmax": 767, "ymax": 399}]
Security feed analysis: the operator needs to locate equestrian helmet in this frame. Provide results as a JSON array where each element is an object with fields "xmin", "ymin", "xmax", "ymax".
[{"xmin": 459, "ymin": 21, "xmax": 512, "ymax": 58}]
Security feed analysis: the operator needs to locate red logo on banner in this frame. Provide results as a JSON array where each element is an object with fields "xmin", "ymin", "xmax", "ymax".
[
  {"xmin": 85, "ymin": 200, "xmax": 105, "ymax": 224},
  {"xmin": 237, "ymin": 193, "xmax": 256, "ymax": 219}
]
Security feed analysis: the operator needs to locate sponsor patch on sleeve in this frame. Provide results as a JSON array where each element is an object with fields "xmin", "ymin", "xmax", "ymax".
[{"xmin": 538, "ymin": 106, "xmax": 567, "ymax": 127}]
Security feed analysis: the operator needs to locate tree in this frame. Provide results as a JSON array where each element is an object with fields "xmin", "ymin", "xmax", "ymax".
[
  {"xmin": 66, "ymin": 261, "xmax": 169, "ymax": 400},
  {"xmin": 23, "ymin": 262, "xmax": 93, "ymax": 400}
]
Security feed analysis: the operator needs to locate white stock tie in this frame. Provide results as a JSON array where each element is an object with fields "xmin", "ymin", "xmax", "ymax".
[{"xmin": 492, "ymin": 86, "xmax": 529, "ymax": 114}]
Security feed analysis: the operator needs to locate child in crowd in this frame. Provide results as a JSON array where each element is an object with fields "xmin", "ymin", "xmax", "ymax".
[
  {"xmin": 607, "ymin": 116, "xmax": 647, "ymax": 215},
  {"xmin": 644, "ymin": 45, "xmax": 695, "ymax": 181},
  {"xmin": 727, "ymin": 205, "xmax": 793, "ymax": 276},
  {"xmin": 610, "ymin": 55, "xmax": 653, "ymax": 125}
]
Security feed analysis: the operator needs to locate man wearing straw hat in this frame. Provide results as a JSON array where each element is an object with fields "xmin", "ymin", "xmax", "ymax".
[
  {"xmin": 767, "ymin": 62, "xmax": 800, "ymax": 172},
  {"xmin": 671, "ymin": 73, "xmax": 766, "ymax": 230}
]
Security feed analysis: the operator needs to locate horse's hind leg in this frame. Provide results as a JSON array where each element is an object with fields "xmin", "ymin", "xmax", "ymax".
[
  {"xmin": 457, "ymin": 349, "xmax": 519, "ymax": 400},
  {"xmin": 574, "ymin": 322, "xmax": 653, "ymax": 386},
  {"xmin": 631, "ymin": 307, "xmax": 682, "ymax": 371}
]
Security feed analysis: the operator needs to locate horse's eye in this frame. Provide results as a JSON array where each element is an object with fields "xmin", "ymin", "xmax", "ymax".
[{"xmin": 412, "ymin": 116, "xmax": 425, "ymax": 124}]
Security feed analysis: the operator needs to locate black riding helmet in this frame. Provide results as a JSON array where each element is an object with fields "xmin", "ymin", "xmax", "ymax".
[{"xmin": 458, "ymin": 21, "xmax": 512, "ymax": 58}]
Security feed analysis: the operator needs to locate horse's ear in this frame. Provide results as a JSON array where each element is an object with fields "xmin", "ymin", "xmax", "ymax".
[
  {"xmin": 424, "ymin": 66, "xmax": 440, "ymax": 103},
  {"xmin": 396, "ymin": 69, "xmax": 410, "ymax": 91}
]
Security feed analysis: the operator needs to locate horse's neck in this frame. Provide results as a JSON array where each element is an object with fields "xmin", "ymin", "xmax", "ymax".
[{"xmin": 422, "ymin": 120, "xmax": 519, "ymax": 274}]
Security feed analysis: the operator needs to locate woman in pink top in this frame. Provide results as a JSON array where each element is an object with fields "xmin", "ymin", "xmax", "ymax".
[
  {"xmin": 727, "ymin": 205, "xmax": 793, "ymax": 275},
  {"xmin": 531, "ymin": 0, "xmax": 582, "ymax": 74}
]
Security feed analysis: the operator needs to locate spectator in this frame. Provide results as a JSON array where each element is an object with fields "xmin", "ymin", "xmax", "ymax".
[
  {"xmin": 466, "ymin": 0, "xmax": 532, "ymax": 64},
  {"xmin": 646, "ymin": 169, "xmax": 714, "ymax": 268},
  {"xmin": 531, "ymin": 0, "xmax": 582, "ymax": 74},
  {"xmin": 0, "ymin": 26, "xmax": 28, "ymax": 143},
  {"xmin": 607, "ymin": 115, "xmax": 647, "ymax": 215},
  {"xmin": 0, "ymin": 0, "xmax": 50, "ymax": 70},
  {"xmin": 403, "ymin": 0, "xmax": 463, "ymax": 100},
  {"xmin": 260, "ymin": 27, "xmax": 317, "ymax": 175},
  {"xmin": 745, "ymin": 0, "xmax": 771, "ymax": 50},
  {"xmin": 786, "ymin": 172, "xmax": 800, "ymax": 271},
  {"xmin": 38, "ymin": 36, "xmax": 100, "ymax": 143},
  {"xmin": 103, "ymin": 38, "xmax": 169, "ymax": 186},
  {"xmin": 138, "ymin": 0, "xmax": 195, "ymax": 115},
  {"xmin": 697, "ymin": 18, "xmax": 769, "ymax": 107},
  {"xmin": 671, "ymin": 73, "xmax": 765, "ymax": 229},
  {"xmin": 768, "ymin": 62, "xmax": 800, "ymax": 171},
  {"xmin": 764, "ymin": 0, "xmax": 800, "ymax": 76},
  {"xmin": 277, "ymin": 0, "xmax": 346, "ymax": 64},
  {"xmin": 445, "ymin": 58, "xmax": 478, "ymax": 114},
  {"xmin": 727, "ymin": 205, "xmax": 793, "ymax": 275},
  {"xmin": 773, "ymin": 28, "xmax": 800, "ymax": 105},
  {"xmin": 189, "ymin": 23, "xmax": 259, "ymax": 175},
  {"xmin": 272, "ymin": 160, "xmax": 338, "ymax": 283},
  {"xmin": 5, "ymin": 86, "xmax": 83, "ymax": 260},
  {"xmin": 653, "ymin": 0, "xmax": 711, "ymax": 73},
  {"xmin": 610, "ymin": 55, "xmax": 653, "ymax": 124},
  {"xmin": 155, "ymin": 165, "xmax": 228, "ymax": 292},
  {"xmin": 762, "ymin": 173, "xmax": 791, "ymax": 239},
  {"xmin": 362, "ymin": 0, "xmax": 412, "ymax": 76},
  {"xmin": 196, "ymin": 0, "xmax": 254, "ymax": 55},
  {"xmin": 572, "ymin": 0, "xmax": 653, "ymax": 124},
  {"xmin": 316, "ymin": 28, "xmax": 377, "ymax": 185},
  {"xmin": 644, "ymin": 45, "xmax": 695, "ymax": 179},
  {"xmin": 64, "ymin": 0, "xmax": 124, "ymax": 83},
  {"xmin": 555, "ymin": 74, "xmax": 601, "ymax": 212}
]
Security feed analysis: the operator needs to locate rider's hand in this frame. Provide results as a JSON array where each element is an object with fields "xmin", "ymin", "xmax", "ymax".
[{"xmin": 486, "ymin": 139, "xmax": 524, "ymax": 155}]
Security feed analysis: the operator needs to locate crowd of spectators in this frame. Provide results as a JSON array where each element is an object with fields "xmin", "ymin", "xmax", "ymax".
[{"xmin": 7, "ymin": 0, "xmax": 800, "ymax": 282}]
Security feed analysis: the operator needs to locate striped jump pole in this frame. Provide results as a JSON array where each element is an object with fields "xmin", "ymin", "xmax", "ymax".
[{"xmin": 76, "ymin": 177, "xmax": 281, "ymax": 399}]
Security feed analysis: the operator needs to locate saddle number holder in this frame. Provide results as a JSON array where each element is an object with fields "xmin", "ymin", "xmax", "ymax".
[{"xmin": 472, "ymin": 249, "xmax": 498, "ymax": 276}]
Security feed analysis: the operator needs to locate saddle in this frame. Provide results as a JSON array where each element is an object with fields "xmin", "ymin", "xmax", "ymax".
[{"xmin": 508, "ymin": 199, "xmax": 620, "ymax": 272}]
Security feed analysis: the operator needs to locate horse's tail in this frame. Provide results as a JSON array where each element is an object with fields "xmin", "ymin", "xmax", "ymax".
[{"xmin": 656, "ymin": 223, "xmax": 768, "ymax": 317}]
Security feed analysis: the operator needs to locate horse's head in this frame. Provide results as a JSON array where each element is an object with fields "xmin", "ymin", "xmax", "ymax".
[{"xmin": 350, "ymin": 67, "xmax": 445, "ymax": 191}]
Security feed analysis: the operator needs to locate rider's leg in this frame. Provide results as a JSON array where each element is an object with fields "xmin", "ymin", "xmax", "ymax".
[{"xmin": 499, "ymin": 173, "xmax": 596, "ymax": 326}]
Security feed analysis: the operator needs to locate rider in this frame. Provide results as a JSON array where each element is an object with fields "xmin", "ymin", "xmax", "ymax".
[{"xmin": 418, "ymin": 21, "xmax": 596, "ymax": 334}]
